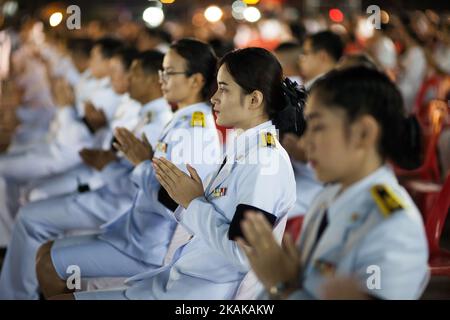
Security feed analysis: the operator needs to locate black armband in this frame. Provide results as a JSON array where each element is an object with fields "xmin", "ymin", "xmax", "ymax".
[
  {"xmin": 158, "ymin": 186, "xmax": 179, "ymax": 212},
  {"xmin": 77, "ymin": 184, "xmax": 90, "ymax": 193},
  {"xmin": 228, "ymin": 204, "xmax": 277, "ymax": 241}
]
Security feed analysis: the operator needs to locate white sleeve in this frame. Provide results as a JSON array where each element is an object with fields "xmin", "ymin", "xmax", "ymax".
[
  {"xmin": 351, "ymin": 212, "xmax": 429, "ymax": 300},
  {"xmin": 179, "ymin": 157, "xmax": 295, "ymax": 272},
  {"xmin": 90, "ymin": 89, "xmax": 120, "ymax": 121},
  {"xmin": 98, "ymin": 159, "xmax": 135, "ymax": 193},
  {"xmin": 128, "ymin": 125, "xmax": 222, "ymax": 221},
  {"xmin": 129, "ymin": 160, "xmax": 157, "ymax": 195}
]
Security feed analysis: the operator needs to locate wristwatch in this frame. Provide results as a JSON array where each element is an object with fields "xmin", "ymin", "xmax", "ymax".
[{"xmin": 268, "ymin": 281, "xmax": 289, "ymax": 300}]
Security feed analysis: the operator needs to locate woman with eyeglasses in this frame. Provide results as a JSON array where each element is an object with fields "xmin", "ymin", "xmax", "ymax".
[
  {"xmin": 54, "ymin": 47, "xmax": 306, "ymax": 300},
  {"xmin": 35, "ymin": 39, "xmax": 222, "ymax": 299}
]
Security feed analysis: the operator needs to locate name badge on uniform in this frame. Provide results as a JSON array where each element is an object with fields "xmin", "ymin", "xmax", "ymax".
[
  {"xmin": 156, "ymin": 141, "xmax": 168, "ymax": 154},
  {"xmin": 212, "ymin": 187, "xmax": 227, "ymax": 198}
]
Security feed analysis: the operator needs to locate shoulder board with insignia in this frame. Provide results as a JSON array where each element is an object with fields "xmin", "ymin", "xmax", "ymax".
[
  {"xmin": 212, "ymin": 187, "xmax": 227, "ymax": 198},
  {"xmin": 190, "ymin": 111, "xmax": 205, "ymax": 127},
  {"xmin": 370, "ymin": 184, "xmax": 405, "ymax": 217},
  {"xmin": 260, "ymin": 132, "xmax": 277, "ymax": 148}
]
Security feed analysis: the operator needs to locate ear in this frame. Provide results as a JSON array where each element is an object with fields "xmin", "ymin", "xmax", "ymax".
[
  {"xmin": 147, "ymin": 72, "xmax": 159, "ymax": 84},
  {"xmin": 248, "ymin": 90, "xmax": 264, "ymax": 111},
  {"xmin": 189, "ymin": 73, "xmax": 205, "ymax": 96},
  {"xmin": 353, "ymin": 115, "xmax": 380, "ymax": 149},
  {"xmin": 317, "ymin": 49, "xmax": 331, "ymax": 63},
  {"xmin": 143, "ymin": 73, "xmax": 159, "ymax": 88}
]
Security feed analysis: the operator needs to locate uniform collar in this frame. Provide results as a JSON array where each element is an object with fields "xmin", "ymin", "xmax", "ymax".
[
  {"xmin": 326, "ymin": 165, "xmax": 397, "ymax": 224},
  {"xmin": 158, "ymin": 102, "xmax": 210, "ymax": 139},
  {"xmin": 120, "ymin": 92, "xmax": 131, "ymax": 101},
  {"xmin": 141, "ymin": 97, "xmax": 169, "ymax": 115},
  {"xmin": 204, "ymin": 121, "xmax": 275, "ymax": 196},
  {"xmin": 95, "ymin": 76, "xmax": 110, "ymax": 88},
  {"xmin": 299, "ymin": 165, "xmax": 397, "ymax": 271},
  {"xmin": 225, "ymin": 120, "xmax": 275, "ymax": 161},
  {"xmin": 171, "ymin": 102, "xmax": 210, "ymax": 121},
  {"xmin": 81, "ymin": 69, "xmax": 92, "ymax": 81},
  {"xmin": 115, "ymin": 93, "xmax": 130, "ymax": 106},
  {"xmin": 292, "ymin": 160, "xmax": 315, "ymax": 178}
]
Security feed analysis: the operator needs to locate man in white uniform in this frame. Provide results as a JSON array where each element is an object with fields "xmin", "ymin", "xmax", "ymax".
[{"xmin": 0, "ymin": 50, "xmax": 173, "ymax": 300}]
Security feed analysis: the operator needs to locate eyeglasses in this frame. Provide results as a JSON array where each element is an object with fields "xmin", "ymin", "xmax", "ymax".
[{"xmin": 158, "ymin": 69, "xmax": 189, "ymax": 82}]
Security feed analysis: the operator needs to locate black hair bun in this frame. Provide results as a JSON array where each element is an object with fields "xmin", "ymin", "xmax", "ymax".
[{"xmin": 277, "ymin": 78, "xmax": 307, "ymax": 136}]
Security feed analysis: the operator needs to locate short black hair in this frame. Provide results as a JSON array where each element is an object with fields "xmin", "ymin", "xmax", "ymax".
[
  {"xmin": 289, "ymin": 22, "xmax": 307, "ymax": 44},
  {"xmin": 306, "ymin": 31, "xmax": 344, "ymax": 62},
  {"xmin": 275, "ymin": 41, "xmax": 302, "ymax": 53},
  {"xmin": 136, "ymin": 50, "xmax": 164, "ymax": 75},
  {"xmin": 142, "ymin": 27, "xmax": 172, "ymax": 44},
  {"xmin": 93, "ymin": 37, "xmax": 124, "ymax": 59}
]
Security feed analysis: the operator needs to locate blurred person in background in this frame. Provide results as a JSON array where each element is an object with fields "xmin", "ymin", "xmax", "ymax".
[{"xmin": 298, "ymin": 30, "xmax": 344, "ymax": 90}]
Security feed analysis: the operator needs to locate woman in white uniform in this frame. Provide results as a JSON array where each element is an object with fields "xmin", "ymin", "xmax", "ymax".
[
  {"xmin": 35, "ymin": 39, "xmax": 221, "ymax": 299},
  {"xmin": 238, "ymin": 66, "xmax": 429, "ymax": 300},
  {"xmin": 58, "ymin": 47, "xmax": 307, "ymax": 300}
]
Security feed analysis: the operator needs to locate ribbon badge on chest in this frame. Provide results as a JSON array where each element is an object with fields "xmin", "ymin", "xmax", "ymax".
[
  {"xmin": 156, "ymin": 141, "xmax": 167, "ymax": 154},
  {"xmin": 212, "ymin": 187, "xmax": 227, "ymax": 198}
]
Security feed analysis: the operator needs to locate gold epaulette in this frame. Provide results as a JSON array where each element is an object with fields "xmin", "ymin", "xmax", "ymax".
[
  {"xmin": 260, "ymin": 132, "xmax": 277, "ymax": 148},
  {"xmin": 370, "ymin": 184, "xmax": 405, "ymax": 217},
  {"xmin": 190, "ymin": 111, "xmax": 205, "ymax": 127}
]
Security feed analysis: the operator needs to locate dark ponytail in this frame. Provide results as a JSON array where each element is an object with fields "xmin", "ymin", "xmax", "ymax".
[
  {"xmin": 218, "ymin": 47, "xmax": 306, "ymax": 136},
  {"xmin": 310, "ymin": 66, "xmax": 422, "ymax": 170},
  {"xmin": 278, "ymin": 78, "xmax": 307, "ymax": 136}
]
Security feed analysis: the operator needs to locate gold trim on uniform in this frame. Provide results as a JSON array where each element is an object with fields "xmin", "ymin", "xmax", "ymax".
[
  {"xmin": 190, "ymin": 111, "xmax": 205, "ymax": 127},
  {"xmin": 370, "ymin": 184, "xmax": 405, "ymax": 217},
  {"xmin": 260, "ymin": 132, "xmax": 276, "ymax": 148}
]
